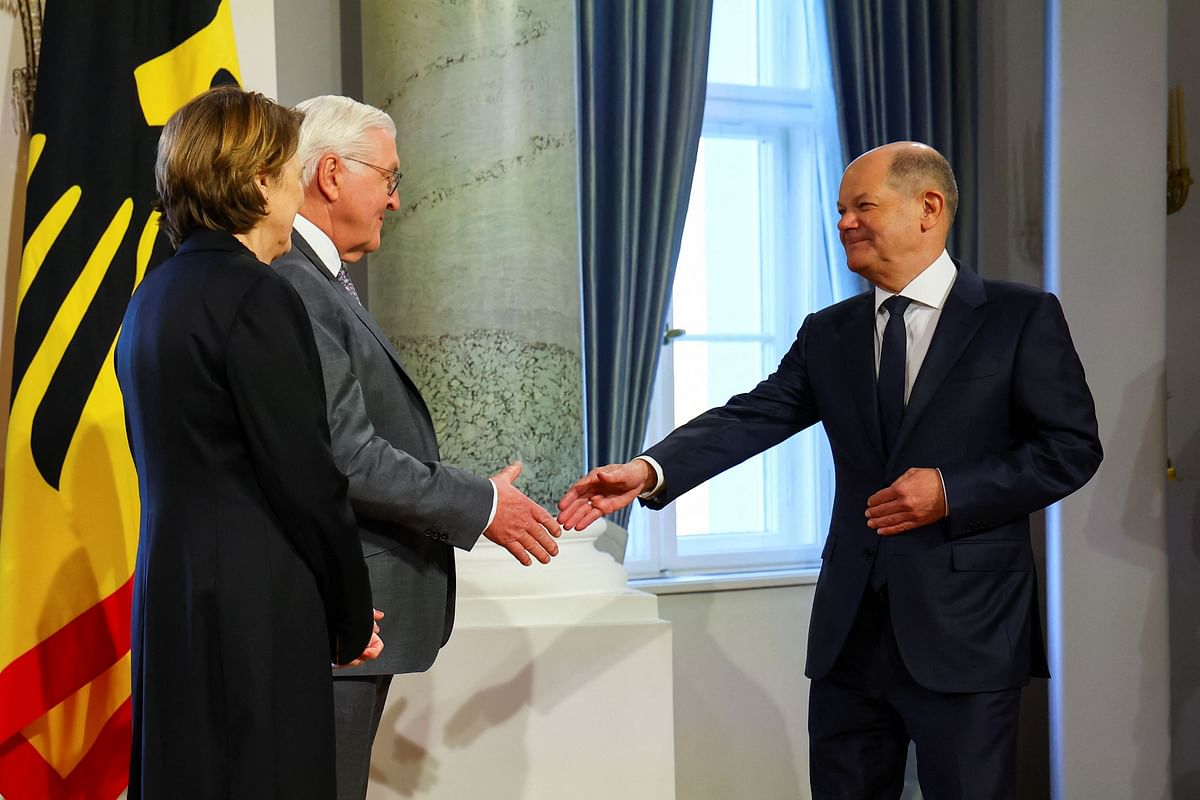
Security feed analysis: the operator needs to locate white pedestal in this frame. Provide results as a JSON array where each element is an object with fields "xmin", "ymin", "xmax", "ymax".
[{"xmin": 366, "ymin": 521, "xmax": 676, "ymax": 799}]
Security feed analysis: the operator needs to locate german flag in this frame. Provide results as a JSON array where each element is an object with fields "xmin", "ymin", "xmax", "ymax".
[{"xmin": 0, "ymin": 2, "xmax": 241, "ymax": 796}]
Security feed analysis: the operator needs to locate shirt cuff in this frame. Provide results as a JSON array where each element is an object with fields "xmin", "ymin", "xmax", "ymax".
[
  {"xmin": 484, "ymin": 479, "xmax": 499, "ymax": 532},
  {"xmin": 635, "ymin": 455, "xmax": 665, "ymax": 499},
  {"xmin": 935, "ymin": 468, "xmax": 950, "ymax": 515}
]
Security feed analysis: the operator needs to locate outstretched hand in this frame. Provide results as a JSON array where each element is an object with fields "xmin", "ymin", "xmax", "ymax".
[
  {"xmin": 865, "ymin": 467, "xmax": 947, "ymax": 536},
  {"xmin": 484, "ymin": 462, "xmax": 562, "ymax": 566},
  {"xmin": 556, "ymin": 460, "xmax": 656, "ymax": 531}
]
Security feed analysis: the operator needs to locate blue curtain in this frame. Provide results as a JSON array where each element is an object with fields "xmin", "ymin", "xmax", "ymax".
[
  {"xmin": 826, "ymin": 0, "xmax": 979, "ymax": 266},
  {"xmin": 576, "ymin": 0, "xmax": 713, "ymax": 525}
]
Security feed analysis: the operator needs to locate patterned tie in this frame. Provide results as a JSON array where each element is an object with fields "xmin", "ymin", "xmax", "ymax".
[
  {"xmin": 336, "ymin": 265, "xmax": 361, "ymax": 306},
  {"xmin": 877, "ymin": 295, "xmax": 912, "ymax": 455}
]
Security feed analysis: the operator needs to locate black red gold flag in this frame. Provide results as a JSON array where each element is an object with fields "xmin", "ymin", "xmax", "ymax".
[{"xmin": 0, "ymin": 1, "xmax": 240, "ymax": 796}]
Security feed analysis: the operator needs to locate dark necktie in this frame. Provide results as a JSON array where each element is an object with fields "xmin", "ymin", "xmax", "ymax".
[
  {"xmin": 877, "ymin": 295, "xmax": 912, "ymax": 455},
  {"xmin": 336, "ymin": 265, "xmax": 361, "ymax": 305}
]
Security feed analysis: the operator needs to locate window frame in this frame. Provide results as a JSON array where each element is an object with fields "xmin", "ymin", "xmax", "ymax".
[{"xmin": 624, "ymin": 0, "xmax": 846, "ymax": 580}]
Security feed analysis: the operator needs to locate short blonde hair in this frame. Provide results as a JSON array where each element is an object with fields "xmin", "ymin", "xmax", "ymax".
[{"xmin": 155, "ymin": 86, "xmax": 304, "ymax": 247}]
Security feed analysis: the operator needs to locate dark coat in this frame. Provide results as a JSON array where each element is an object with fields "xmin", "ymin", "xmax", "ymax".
[
  {"xmin": 116, "ymin": 229, "xmax": 372, "ymax": 799},
  {"xmin": 644, "ymin": 265, "xmax": 1103, "ymax": 694}
]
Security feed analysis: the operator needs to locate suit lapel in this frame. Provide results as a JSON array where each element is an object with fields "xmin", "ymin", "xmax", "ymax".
[
  {"xmin": 290, "ymin": 232, "xmax": 424, "ymax": 392},
  {"xmin": 889, "ymin": 266, "xmax": 988, "ymax": 458},
  {"xmin": 834, "ymin": 293, "xmax": 887, "ymax": 462}
]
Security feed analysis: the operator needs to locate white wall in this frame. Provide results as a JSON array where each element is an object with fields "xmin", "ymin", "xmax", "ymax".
[
  {"xmin": 656, "ymin": 585, "xmax": 813, "ymax": 798},
  {"xmin": 272, "ymin": 0, "xmax": 344, "ymax": 104},
  {"xmin": 1166, "ymin": 0, "xmax": 1200, "ymax": 797},
  {"xmin": 1047, "ymin": 1, "xmax": 1172, "ymax": 797},
  {"xmin": 231, "ymin": 0, "xmax": 277, "ymax": 96}
]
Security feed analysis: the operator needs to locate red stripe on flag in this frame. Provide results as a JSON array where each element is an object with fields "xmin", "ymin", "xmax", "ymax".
[
  {"xmin": 0, "ymin": 698, "xmax": 130, "ymax": 800},
  {"xmin": 64, "ymin": 697, "xmax": 132, "ymax": 799},
  {"xmin": 0, "ymin": 577, "xmax": 134, "ymax": 742},
  {"xmin": 0, "ymin": 726, "xmax": 65, "ymax": 799}
]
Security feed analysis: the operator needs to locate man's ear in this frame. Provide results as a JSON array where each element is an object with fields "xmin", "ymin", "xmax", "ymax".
[
  {"xmin": 314, "ymin": 154, "xmax": 341, "ymax": 202},
  {"xmin": 920, "ymin": 190, "xmax": 946, "ymax": 231}
]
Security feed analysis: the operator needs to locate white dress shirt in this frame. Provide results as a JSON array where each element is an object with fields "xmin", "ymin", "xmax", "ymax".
[
  {"xmin": 873, "ymin": 249, "xmax": 957, "ymax": 403},
  {"xmin": 289, "ymin": 215, "xmax": 499, "ymax": 529},
  {"xmin": 292, "ymin": 214, "xmax": 343, "ymax": 279}
]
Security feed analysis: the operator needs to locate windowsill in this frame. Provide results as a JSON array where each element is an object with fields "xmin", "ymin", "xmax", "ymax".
[{"xmin": 628, "ymin": 565, "xmax": 821, "ymax": 595}]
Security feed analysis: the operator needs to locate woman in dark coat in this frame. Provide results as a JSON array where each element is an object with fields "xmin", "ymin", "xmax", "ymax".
[{"xmin": 116, "ymin": 86, "xmax": 380, "ymax": 799}]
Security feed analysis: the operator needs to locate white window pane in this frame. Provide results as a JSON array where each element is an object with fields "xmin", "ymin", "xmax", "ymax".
[
  {"xmin": 707, "ymin": 0, "xmax": 759, "ymax": 86},
  {"xmin": 674, "ymin": 137, "xmax": 763, "ymax": 335},
  {"xmin": 759, "ymin": 0, "xmax": 813, "ymax": 90},
  {"xmin": 675, "ymin": 454, "xmax": 766, "ymax": 536},
  {"xmin": 709, "ymin": 0, "xmax": 818, "ymax": 90},
  {"xmin": 626, "ymin": 0, "xmax": 845, "ymax": 577},
  {"xmin": 671, "ymin": 339, "xmax": 764, "ymax": 423}
]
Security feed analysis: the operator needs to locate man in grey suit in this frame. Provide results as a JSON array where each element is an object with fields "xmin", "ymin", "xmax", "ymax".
[{"xmin": 272, "ymin": 95, "xmax": 563, "ymax": 800}]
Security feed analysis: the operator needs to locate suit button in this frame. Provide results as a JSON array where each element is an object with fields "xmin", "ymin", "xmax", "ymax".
[{"xmin": 862, "ymin": 548, "xmax": 874, "ymax": 560}]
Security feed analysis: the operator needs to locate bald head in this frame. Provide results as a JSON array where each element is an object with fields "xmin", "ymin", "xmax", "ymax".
[{"xmin": 836, "ymin": 142, "xmax": 957, "ymax": 291}]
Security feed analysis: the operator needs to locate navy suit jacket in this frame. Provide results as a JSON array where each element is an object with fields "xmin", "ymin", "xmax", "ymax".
[{"xmin": 643, "ymin": 265, "xmax": 1102, "ymax": 693}]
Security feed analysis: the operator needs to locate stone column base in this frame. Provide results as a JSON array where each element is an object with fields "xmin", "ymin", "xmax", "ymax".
[{"xmin": 368, "ymin": 615, "xmax": 675, "ymax": 799}]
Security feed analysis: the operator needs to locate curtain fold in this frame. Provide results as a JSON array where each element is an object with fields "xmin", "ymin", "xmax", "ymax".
[
  {"xmin": 826, "ymin": 0, "xmax": 979, "ymax": 267},
  {"xmin": 576, "ymin": 0, "xmax": 713, "ymax": 526}
]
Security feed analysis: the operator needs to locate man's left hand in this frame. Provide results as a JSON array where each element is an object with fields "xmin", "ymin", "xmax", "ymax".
[{"xmin": 865, "ymin": 467, "xmax": 947, "ymax": 536}]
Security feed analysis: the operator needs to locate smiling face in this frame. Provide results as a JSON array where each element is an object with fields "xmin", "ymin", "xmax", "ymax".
[
  {"xmin": 328, "ymin": 126, "xmax": 401, "ymax": 263},
  {"xmin": 835, "ymin": 143, "xmax": 950, "ymax": 292}
]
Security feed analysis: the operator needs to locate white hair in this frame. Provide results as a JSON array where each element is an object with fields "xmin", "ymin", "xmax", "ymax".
[{"xmin": 294, "ymin": 95, "xmax": 397, "ymax": 185}]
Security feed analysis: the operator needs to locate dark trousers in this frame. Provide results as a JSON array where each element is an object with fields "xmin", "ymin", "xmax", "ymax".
[
  {"xmin": 332, "ymin": 674, "xmax": 393, "ymax": 800},
  {"xmin": 809, "ymin": 588, "xmax": 1021, "ymax": 800}
]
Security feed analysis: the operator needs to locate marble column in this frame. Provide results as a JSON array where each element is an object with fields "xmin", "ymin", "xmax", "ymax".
[
  {"xmin": 359, "ymin": 8, "xmax": 675, "ymax": 796},
  {"xmin": 362, "ymin": 0, "xmax": 582, "ymax": 508}
]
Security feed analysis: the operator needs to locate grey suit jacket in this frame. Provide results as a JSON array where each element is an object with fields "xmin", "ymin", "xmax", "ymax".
[{"xmin": 273, "ymin": 230, "xmax": 493, "ymax": 675}]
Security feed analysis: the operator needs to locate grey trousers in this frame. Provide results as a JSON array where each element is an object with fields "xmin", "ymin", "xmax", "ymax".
[{"xmin": 332, "ymin": 674, "xmax": 394, "ymax": 800}]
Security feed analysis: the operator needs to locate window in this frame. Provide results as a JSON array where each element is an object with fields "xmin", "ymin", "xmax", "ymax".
[{"xmin": 625, "ymin": 0, "xmax": 854, "ymax": 578}]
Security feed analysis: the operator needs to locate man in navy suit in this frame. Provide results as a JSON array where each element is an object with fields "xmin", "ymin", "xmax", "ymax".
[{"xmin": 558, "ymin": 142, "xmax": 1102, "ymax": 799}]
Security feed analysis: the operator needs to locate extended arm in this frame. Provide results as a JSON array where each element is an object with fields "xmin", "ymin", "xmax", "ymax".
[
  {"xmin": 558, "ymin": 318, "xmax": 821, "ymax": 525},
  {"xmin": 308, "ymin": 302, "xmax": 560, "ymax": 562}
]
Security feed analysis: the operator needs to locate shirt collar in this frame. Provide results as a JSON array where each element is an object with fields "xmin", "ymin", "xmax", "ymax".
[
  {"xmin": 873, "ymin": 250, "xmax": 957, "ymax": 314},
  {"xmin": 292, "ymin": 214, "xmax": 343, "ymax": 278}
]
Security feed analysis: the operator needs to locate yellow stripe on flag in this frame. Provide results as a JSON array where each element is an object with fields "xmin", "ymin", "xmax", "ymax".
[
  {"xmin": 134, "ymin": 0, "xmax": 242, "ymax": 125},
  {"xmin": 27, "ymin": 132, "xmax": 46, "ymax": 182},
  {"xmin": 135, "ymin": 210, "xmax": 161, "ymax": 287},
  {"xmin": 0, "ymin": 197, "xmax": 138, "ymax": 664},
  {"xmin": 17, "ymin": 184, "xmax": 81, "ymax": 308}
]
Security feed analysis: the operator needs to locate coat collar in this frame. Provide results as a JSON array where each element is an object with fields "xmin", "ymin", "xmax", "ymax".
[
  {"xmin": 887, "ymin": 263, "xmax": 988, "ymax": 460},
  {"xmin": 834, "ymin": 263, "xmax": 989, "ymax": 465},
  {"xmin": 287, "ymin": 229, "xmax": 422, "ymax": 390},
  {"xmin": 833, "ymin": 291, "xmax": 884, "ymax": 462},
  {"xmin": 175, "ymin": 228, "xmax": 257, "ymax": 259}
]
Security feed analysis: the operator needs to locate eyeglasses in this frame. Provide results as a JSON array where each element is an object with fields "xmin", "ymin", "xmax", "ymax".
[{"xmin": 342, "ymin": 156, "xmax": 402, "ymax": 196}]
